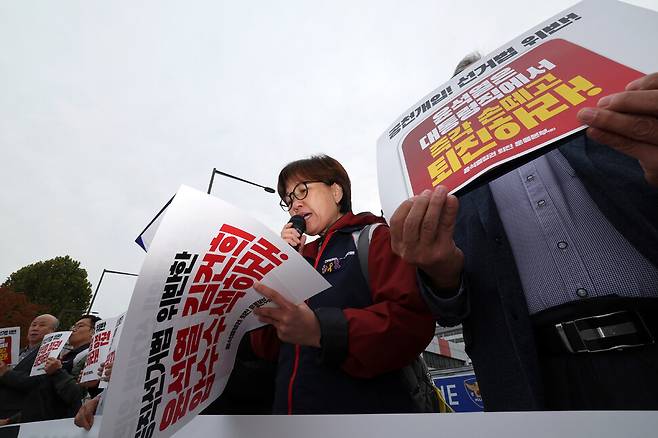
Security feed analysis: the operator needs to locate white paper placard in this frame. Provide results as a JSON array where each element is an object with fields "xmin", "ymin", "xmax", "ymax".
[
  {"xmin": 80, "ymin": 317, "xmax": 118, "ymax": 383},
  {"xmin": 0, "ymin": 326, "xmax": 20, "ymax": 366},
  {"xmin": 376, "ymin": 0, "xmax": 658, "ymax": 219},
  {"xmin": 7, "ymin": 411, "xmax": 658, "ymax": 438},
  {"xmin": 99, "ymin": 185, "xmax": 331, "ymax": 438},
  {"xmin": 98, "ymin": 312, "xmax": 126, "ymax": 389},
  {"xmin": 29, "ymin": 331, "xmax": 72, "ymax": 376}
]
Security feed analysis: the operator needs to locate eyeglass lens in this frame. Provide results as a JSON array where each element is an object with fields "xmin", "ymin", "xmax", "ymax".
[{"xmin": 280, "ymin": 181, "xmax": 311, "ymax": 211}]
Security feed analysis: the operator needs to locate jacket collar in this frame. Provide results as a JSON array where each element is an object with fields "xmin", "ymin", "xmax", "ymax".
[{"xmin": 304, "ymin": 212, "xmax": 386, "ymax": 257}]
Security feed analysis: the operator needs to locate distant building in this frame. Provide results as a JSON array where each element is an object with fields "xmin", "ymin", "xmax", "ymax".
[
  {"xmin": 422, "ymin": 324, "xmax": 470, "ymax": 371},
  {"xmin": 425, "ymin": 325, "xmax": 483, "ymax": 412}
]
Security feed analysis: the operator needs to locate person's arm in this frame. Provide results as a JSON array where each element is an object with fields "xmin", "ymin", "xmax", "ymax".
[
  {"xmin": 578, "ymin": 72, "xmax": 658, "ymax": 186},
  {"xmin": 254, "ymin": 225, "xmax": 437, "ymax": 379},
  {"xmin": 0, "ymin": 367, "xmax": 44, "ymax": 392},
  {"xmin": 416, "ymin": 270, "xmax": 470, "ymax": 327},
  {"xmin": 389, "ymin": 186, "xmax": 468, "ymax": 322},
  {"xmin": 390, "ymin": 186, "xmax": 463, "ymax": 290},
  {"xmin": 249, "ymin": 325, "xmax": 281, "ymax": 363},
  {"xmin": 50, "ymin": 370, "xmax": 83, "ymax": 405},
  {"xmin": 1, "ymin": 412, "xmax": 21, "ymax": 425},
  {"xmin": 74, "ymin": 395, "xmax": 101, "ymax": 431},
  {"xmin": 250, "ymin": 222, "xmax": 312, "ymax": 360},
  {"xmin": 45, "ymin": 357, "xmax": 83, "ymax": 405},
  {"xmin": 332, "ymin": 225, "xmax": 437, "ymax": 378}
]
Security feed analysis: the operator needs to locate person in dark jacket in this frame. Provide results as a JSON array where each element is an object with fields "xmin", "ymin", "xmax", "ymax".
[
  {"xmin": 251, "ymin": 154, "xmax": 435, "ymax": 414},
  {"xmin": 389, "ymin": 66, "xmax": 658, "ymax": 411},
  {"xmin": 10, "ymin": 315, "xmax": 100, "ymax": 424},
  {"xmin": 0, "ymin": 314, "xmax": 58, "ymax": 421}
]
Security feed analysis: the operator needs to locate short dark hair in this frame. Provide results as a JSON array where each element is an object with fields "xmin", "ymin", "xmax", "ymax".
[
  {"xmin": 277, "ymin": 155, "xmax": 352, "ymax": 213},
  {"xmin": 79, "ymin": 314, "xmax": 102, "ymax": 331},
  {"xmin": 452, "ymin": 51, "xmax": 482, "ymax": 77}
]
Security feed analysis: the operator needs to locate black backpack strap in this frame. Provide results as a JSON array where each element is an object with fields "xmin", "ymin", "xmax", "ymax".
[
  {"xmin": 352, "ymin": 222, "xmax": 449, "ymax": 413},
  {"xmin": 352, "ymin": 223, "xmax": 382, "ymax": 289}
]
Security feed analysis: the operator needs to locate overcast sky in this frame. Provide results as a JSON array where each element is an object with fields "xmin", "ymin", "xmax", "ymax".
[{"xmin": 2, "ymin": 0, "xmax": 656, "ymax": 318}]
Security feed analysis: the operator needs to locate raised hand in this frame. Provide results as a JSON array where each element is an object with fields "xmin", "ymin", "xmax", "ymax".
[
  {"xmin": 390, "ymin": 186, "xmax": 464, "ymax": 290},
  {"xmin": 578, "ymin": 72, "xmax": 658, "ymax": 186},
  {"xmin": 253, "ymin": 282, "xmax": 320, "ymax": 347}
]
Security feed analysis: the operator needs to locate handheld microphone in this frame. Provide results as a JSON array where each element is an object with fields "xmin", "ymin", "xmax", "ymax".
[{"xmin": 288, "ymin": 215, "xmax": 306, "ymax": 249}]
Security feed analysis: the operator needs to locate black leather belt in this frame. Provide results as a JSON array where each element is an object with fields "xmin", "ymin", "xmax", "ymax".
[
  {"xmin": 554, "ymin": 310, "xmax": 654, "ymax": 353},
  {"xmin": 533, "ymin": 298, "xmax": 658, "ymax": 355}
]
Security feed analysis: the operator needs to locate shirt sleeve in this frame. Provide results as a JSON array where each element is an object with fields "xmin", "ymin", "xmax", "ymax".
[
  {"xmin": 50, "ymin": 368, "xmax": 84, "ymax": 405},
  {"xmin": 337, "ymin": 225, "xmax": 436, "ymax": 378},
  {"xmin": 0, "ymin": 369, "xmax": 44, "ymax": 392},
  {"xmin": 417, "ymin": 270, "xmax": 470, "ymax": 327},
  {"xmin": 249, "ymin": 325, "xmax": 281, "ymax": 363}
]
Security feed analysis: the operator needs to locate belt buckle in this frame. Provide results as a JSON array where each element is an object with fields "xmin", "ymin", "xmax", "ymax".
[{"xmin": 555, "ymin": 310, "xmax": 654, "ymax": 353}]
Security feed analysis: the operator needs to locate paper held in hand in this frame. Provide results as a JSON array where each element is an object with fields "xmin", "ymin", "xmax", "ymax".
[
  {"xmin": 99, "ymin": 185, "xmax": 331, "ymax": 438},
  {"xmin": 29, "ymin": 331, "xmax": 72, "ymax": 376},
  {"xmin": 0, "ymin": 327, "xmax": 20, "ymax": 366},
  {"xmin": 98, "ymin": 312, "xmax": 126, "ymax": 389},
  {"xmin": 79, "ymin": 316, "xmax": 118, "ymax": 383}
]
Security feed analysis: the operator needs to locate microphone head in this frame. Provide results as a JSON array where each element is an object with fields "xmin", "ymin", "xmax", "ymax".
[
  {"xmin": 288, "ymin": 215, "xmax": 306, "ymax": 236},
  {"xmin": 264, "ymin": 187, "xmax": 276, "ymax": 194}
]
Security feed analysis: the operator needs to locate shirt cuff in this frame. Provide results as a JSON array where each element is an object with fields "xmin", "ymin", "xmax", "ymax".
[
  {"xmin": 416, "ymin": 269, "xmax": 468, "ymax": 323},
  {"xmin": 417, "ymin": 269, "xmax": 464, "ymax": 299},
  {"xmin": 313, "ymin": 307, "xmax": 349, "ymax": 367}
]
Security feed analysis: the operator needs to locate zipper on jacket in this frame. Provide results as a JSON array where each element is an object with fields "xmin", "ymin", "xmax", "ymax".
[
  {"xmin": 287, "ymin": 344, "xmax": 301, "ymax": 414},
  {"xmin": 287, "ymin": 230, "xmax": 336, "ymax": 414}
]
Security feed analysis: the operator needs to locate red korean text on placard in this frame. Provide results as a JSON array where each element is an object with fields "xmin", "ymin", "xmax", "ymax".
[
  {"xmin": 400, "ymin": 39, "xmax": 644, "ymax": 195},
  {"xmin": 159, "ymin": 224, "xmax": 288, "ymax": 430}
]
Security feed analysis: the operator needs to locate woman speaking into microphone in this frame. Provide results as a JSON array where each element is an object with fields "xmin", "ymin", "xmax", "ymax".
[{"xmin": 251, "ymin": 154, "xmax": 435, "ymax": 414}]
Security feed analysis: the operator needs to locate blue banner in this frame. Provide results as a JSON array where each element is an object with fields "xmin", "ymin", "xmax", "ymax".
[{"xmin": 433, "ymin": 373, "xmax": 484, "ymax": 412}]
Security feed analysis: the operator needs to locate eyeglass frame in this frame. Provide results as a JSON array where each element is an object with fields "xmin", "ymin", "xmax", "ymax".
[
  {"xmin": 279, "ymin": 180, "xmax": 331, "ymax": 211},
  {"xmin": 70, "ymin": 322, "xmax": 93, "ymax": 331}
]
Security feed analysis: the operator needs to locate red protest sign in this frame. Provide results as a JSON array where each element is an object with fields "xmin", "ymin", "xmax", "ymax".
[{"xmin": 399, "ymin": 39, "xmax": 643, "ymax": 195}]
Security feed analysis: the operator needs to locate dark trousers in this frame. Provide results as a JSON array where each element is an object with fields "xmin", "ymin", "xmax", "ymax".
[
  {"xmin": 533, "ymin": 297, "xmax": 658, "ymax": 410},
  {"xmin": 539, "ymin": 344, "xmax": 658, "ymax": 410}
]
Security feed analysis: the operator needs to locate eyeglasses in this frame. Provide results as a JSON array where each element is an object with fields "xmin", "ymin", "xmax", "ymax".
[
  {"xmin": 279, "ymin": 180, "xmax": 328, "ymax": 211},
  {"xmin": 70, "ymin": 323, "xmax": 92, "ymax": 331}
]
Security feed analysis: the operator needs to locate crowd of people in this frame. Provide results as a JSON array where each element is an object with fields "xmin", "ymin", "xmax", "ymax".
[
  {"xmin": 1, "ymin": 59, "xmax": 656, "ymax": 430},
  {"xmin": 0, "ymin": 313, "xmax": 104, "ymax": 425}
]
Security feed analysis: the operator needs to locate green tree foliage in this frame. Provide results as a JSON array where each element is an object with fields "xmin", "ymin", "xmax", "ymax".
[{"xmin": 2, "ymin": 256, "xmax": 92, "ymax": 330}]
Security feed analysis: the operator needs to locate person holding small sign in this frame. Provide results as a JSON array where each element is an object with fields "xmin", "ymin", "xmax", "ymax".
[
  {"xmin": 251, "ymin": 154, "xmax": 436, "ymax": 414},
  {"xmin": 7, "ymin": 315, "xmax": 100, "ymax": 424},
  {"xmin": 0, "ymin": 314, "xmax": 58, "ymax": 422},
  {"xmin": 389, "ymin": 60, "xmax": 658, "ymax": 411}
]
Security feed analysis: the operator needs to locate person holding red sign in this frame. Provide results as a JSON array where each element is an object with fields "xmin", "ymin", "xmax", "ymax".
[
  {"xmin": 389, "ymin": 62, "xmax": 658, "ymax": 411},
  {"xmin": 251, "ymin": 154, "xmax": 436, "ymax": 414}
]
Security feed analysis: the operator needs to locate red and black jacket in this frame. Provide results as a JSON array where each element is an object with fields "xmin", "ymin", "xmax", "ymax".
[{"xmin": 252, "ymin": 212, "xmax": 435, "ymax": 414}]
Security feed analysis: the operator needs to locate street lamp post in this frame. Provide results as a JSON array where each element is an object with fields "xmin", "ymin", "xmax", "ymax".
[
  {"xmin": 87, "ymin": 269, "xmax": 139, "ymax": 314},
  {"xmin": 207, "ymin": 168, "xmax": 276, "ymax": 195},
  {"xmin": 136, "ymin": 169, "xmax": 274, "ymax": 253}
]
